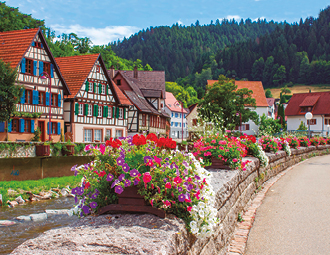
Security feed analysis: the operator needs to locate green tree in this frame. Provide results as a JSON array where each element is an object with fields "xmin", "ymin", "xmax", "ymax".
[
  {"xmin": 251, "ymin": 57, "xmax": 264, "ymax": 81},
  {"xmin": 0, "ymin": 60, "xmax": 21, "ymax": 122},
  {"xmin": 258, "ymin": 114, "xmax": 282, "ymax": 136},
  {"xmin": 273, "ymin": 65, "xmax": 286, "ymax": 87},
  {"xmin": 198, "ymin": 75, "xmax": 258, "ymax": 131},
  {"xmin": 265, "ymin": 89, "xmax": 273, "ymax": 98},
  {"xmin": 297, "ymin": 121, "xmax": 307, "ymax": 130}
]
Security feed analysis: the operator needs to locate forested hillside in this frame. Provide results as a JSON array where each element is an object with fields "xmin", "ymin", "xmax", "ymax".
[{"xmin": 110, "ymin": 20, "xmax": 281, "ymax": 81}]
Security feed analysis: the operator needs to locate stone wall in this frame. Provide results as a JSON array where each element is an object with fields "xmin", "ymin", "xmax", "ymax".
[{"xmin": 11, "ymin": 145, "xmax": 330, "ymax": 255}]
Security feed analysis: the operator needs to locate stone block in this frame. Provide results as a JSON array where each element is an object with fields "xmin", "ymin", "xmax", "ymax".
[{"xmin": 29, "ymin": 213, "xmax": 47, "ymax": 221}]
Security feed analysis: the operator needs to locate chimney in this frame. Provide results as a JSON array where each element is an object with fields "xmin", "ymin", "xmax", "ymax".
[
  {"xmin": 109, "ymin": 65, "xmax": 115, "ymax": 79},
  {"xmin": 134, "ymin": 66, "xmax": 138, "ymax": 79}
]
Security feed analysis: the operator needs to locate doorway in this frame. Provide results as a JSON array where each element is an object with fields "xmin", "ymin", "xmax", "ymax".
[{"xmin": 38, "ymin": 121, "xmax": 45, "ymax": 142}]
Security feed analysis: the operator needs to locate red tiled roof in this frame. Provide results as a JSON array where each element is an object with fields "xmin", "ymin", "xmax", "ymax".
[
  {"xmin": 207, "ymin": 80, "xmax": 269, "ymax": 107},
  {"xmin": 286, "ymin": 92, "xmax": 330, "ymax": 116},
  {"xmin": 0, "ymin": 28, "xmax": 39, "ymax": 70},
  {"xmin": 165, "ymin": 92, "xmax": 187, "ymax": 113},
  {"xmin": 56, "ymin": 54, "xmax": 99, "ymax": 98},
  {"xmin": 299, "ymin": 95, "xmax": 320, "ymax": 107}
]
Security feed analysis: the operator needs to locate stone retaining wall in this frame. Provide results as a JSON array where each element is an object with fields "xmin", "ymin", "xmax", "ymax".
[{"xmin": 11, "ymin": 146, "xmax": 330, "ymax": 255}]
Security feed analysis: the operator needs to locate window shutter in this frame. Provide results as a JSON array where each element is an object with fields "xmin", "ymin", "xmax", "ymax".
[
  {"xmin": 93, "ymin": 83, "xmax": 96, "ymax": 93},
  {"xmin": 50, "ymin": 64, "xmax": 54, "ymax": 78},
  {"xmin": 21, "ymin": 58, "xmax": 26, "ymax": 73},
  {"xmin": 39, "ymin": 61, "xmax": 44, "ymax": 75},
  {"xmin": 19, "ymin": 119, "xmax": 25, "ymax": 133},
  {"xmin": 246, "ymin": 124, "xmax": 250, "ymax": 130},
  {"xmin": 32, "ymin": 41, "xmax": 35, "ymax": 47},
  {"xmin": 104, "ymin": 106, "xmax": 108, "ymax": 117},
  {"xmin": 112, "ymin": 106, "xmax": 116, "ymax": 118},
  {"xmin": 75, "ymin": 103, "xmax": 79, "ymax": 115},
  {"xmin": 58, "ymin": 93, "xmax": 61, "ymax": 107},
  {"xmin": 40, "ymin": 43, "xmax": 43, "ymax": 48},
  {"xmin": 84, "ymin": 104, "xmax": 88, "ymax": 116},
  {"xmin": 85, "ymin": 80, "xmax": 89, "ymax": 91},
  {"xmin": 45, "ymin": 92, "xmax": 49, "ymax": 106},
  {"xmin": 123, "ymin": 108, "xmax": 126, "ymax": 119},
  {"xmin": 57, "ymin": 122, "xmax": 61, "ymax": 135},
  {"xmin": 8, "ymin": 120, "xmax": 12, "ymax": 132},
  {"xmin": 20, "ymin": 89, "xmax": 25, "ymax": 104},
  {"xmin": 31, "ymin": 120, "xmax": 35, "ymax": 133},
  {"xmin": 33, "ymin": 61, "xmax": 37, "ymax": 76},
  {"xmin": 32, "ymin": 90, "xmax": 35, "ymax": 104},
  {"xmin": 106, "ymin": 85, "xmax": 109, "ymax": 95},
  {"xmin": 116, "ymin": 107, "xmax": 119, "ymax": 118},
  {"xmin": 35, "ymin": 90, "xmax": 39, "ymax": 104},
  {"xmin": 0, "ymin": 122, "xmax": 4, "ymax": 132},
  {"xmin": 99, "ymin": 83, "xmax": 102, "ymax": 94},
  {"xmin": 94, "ymin": 105, "xmax": 98, "ymax": 117}
]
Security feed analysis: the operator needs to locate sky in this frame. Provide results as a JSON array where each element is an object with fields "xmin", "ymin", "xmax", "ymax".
[{"xmin": 6, "ymin": 0, "xmax": 330, "ymax": 45}]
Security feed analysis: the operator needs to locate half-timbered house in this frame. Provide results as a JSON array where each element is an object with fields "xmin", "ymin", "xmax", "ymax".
[
  {"xmin": 109, "ymin": 67, "xmax": 169, "ymax": 136},
  {"xmin": 0, "ymin": 28, "xmax": 70, "ymax": 142},
  {"xmin": 56, "ymin": 54, "xmax": 131, "ymax": 142}
]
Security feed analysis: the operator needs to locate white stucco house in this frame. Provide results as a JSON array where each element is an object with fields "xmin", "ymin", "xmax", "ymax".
[
  {"xmin": 266, "ymin": 98, "xmax": 276, "ymax": 119},
  {"xmin": 285, "ymin": 92, "xmax": 330, "ymax": 136},
  {"xmin": 207, "ymin": 80, "xmax": 269, "ymax": 135}
]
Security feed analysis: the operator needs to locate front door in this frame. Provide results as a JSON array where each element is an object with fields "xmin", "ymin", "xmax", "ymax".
[{"xmin": 38, "ymin": 121, "xmax": 45, "ymax": 142}]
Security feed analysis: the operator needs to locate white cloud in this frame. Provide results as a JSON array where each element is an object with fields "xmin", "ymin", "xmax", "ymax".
[
  {"xmin": 253, "ymin": 16, "xmax": 266, "ymax": 21},
  {"xmin": 226, "ymin": 15, "xmax": 241, "ymax": 21},
  {"xmin": 51, "ymin": 24, "xmax": 140, "ymax": 45},
  {"xmin": 177, "ymin": 20, "xmax": 183, "ymax": 26}
]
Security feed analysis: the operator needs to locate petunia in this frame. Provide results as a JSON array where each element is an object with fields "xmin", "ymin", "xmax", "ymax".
[
  {"xmin": 178, "ymin": 193, "xmax": 185, "ymax": 202},
  {"xmin": 76, "ymin": 187, "xmax": 84, "ymax": 196},
  {"xmin": 84, "ymin": 182, "xmax": 90, "ymax": 189},
  {"xmin": 143, "ymin": 172, "xmax": 152, "ymax": 183},
  {"xmin": 143, "ymin": 156, "xmax": 153, "ymax": 164},
  {"xmin": 74, "ymin": 196, "xmax": 78, "ymax": 204},
  {"xmin": 122, "ymin": 163, "xmax": 130, "ymax": 172},
  {"xmin": 124, "ymin": 179, "xmax": 131, "ymax": 187},
  {"xmin": 130, "ymin": 169, "xmax": 139, "ymax": 177},
  {"xmin": 163, "ymin": 200, "xmax": 171, "ymax": 208},
  {"xmin": 154, "ymin": 156, "xmax": 162, "ymax": 166},
  {"xmin": 99, "ymin": 144, "xmax": 105, "ymax": 155},
  {"xmin": 116, "ymin": 157, "xmax": 125, "ymax": 166},
  {"xmin": 89, "ymin": 201, "xmax": 98, "ymax": 209},
  {"xmin": 165, "ymin": 182, "xmax": 172, "ymax": 189},
  {"xmin": 82, "ymin": 205, "xmax": 90, "ymax": 215},
  {"xmin": 177, "ymin": 186, "xmax": 183, "ymax": 192},
  {"xmin": 118, "ymin": 174, "xmax": 126, "ymax": 182},
  {"xmin": 111, "ymin": 179, "xmax": 120, "ymax": 188},
  {"xmin": 133, "ymin": 178, "xmax": 140, "ymax": 185},
  {"xmin": 187, "ymin": 206, "xmax": 192, "ymax": 212},
  {"xmin": 71, "ymin": 187, "xmax": 77, "ymax": 195},
  {"xmin": 115, "ymin": 185, "xmax": 124, "ymax": 194},
  {"xmin": 174, "ymin": 176, "xmax": 183, "ymax": 184},
  {"xmin": 106, "ymin": 173, "xmax": 114, "ymax": 182}
]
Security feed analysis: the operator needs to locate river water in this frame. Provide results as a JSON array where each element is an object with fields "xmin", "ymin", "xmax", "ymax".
[{"xmin": 0, "ymin": 197, "xmax": 79, "ymax": 254}]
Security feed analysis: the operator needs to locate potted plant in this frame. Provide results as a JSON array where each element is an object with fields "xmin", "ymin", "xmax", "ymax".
[
  {"xmin": 62, "ymin": 139, "xmax": 75, "ymax": 156},
  {"xmin": 36, "ymin": 140, "xmax": 51, "ymax": 156}
]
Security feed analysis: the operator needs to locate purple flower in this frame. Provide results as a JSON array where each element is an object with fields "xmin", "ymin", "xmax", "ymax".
[
  {"xmin": 130, "ymin": 169, "xmax": 139, "ymax": 177},
  {"xmin": 177, "ymin": 186, "xmax": 183, "ymax": 192},
  {"xmin": 124, "ymin": 179, "xmax": 131, "ymax": 187},
  {"xmin": 118, "ymin": 174, "xmax": 125, "ymax": 182},
  {"xmin": 74, "ymin": 196, "xmax": 79, "ymax": 204},
  {"xmin": 163, "ymin": 178, "xmax": 168, "ymax": 183},
  {"xmin": 171, "ymin": 162, "xmax": 178, "ymax": 170},
  {"xmin": 106, "ymin": 173, "xmax": 114, "ymax": 182},
  {"xmin": 144, "ymin": 156, "xmax": 153, "ymax": 164},
  {"xmin": 82, "ymin": 205, "xmax": 90, "ymax": 215},
  {"xmin": 194, "ymin": 175, "xmax": 201, "ymax": 180},
  {"xmin": 94, "ymin": 189, "xmax": 99, "ymax": 195},
  {"xmin": 187, "ymin": 184, "xmax": 194, "ymax": 192},
  {"xmin": 120, "ymin": 150, "xmax": 125, "ymax": 158},
  {"xmin": 178, "ymin": 193, "xmax": 185, "ymax": 202},
  {"xmin": 116, "ymin": 157, "xmax": 125, "ymax": 166},
  {"xmin": 184, "ymin": 169, "xmax": 188, "ymax": 176},
  {"xmin": 111, "ymin": 179, "xmax": 119, "ymax": 188},
  {"xmin": 134, "ymin": 178, "xmax": 139, "ymax": 185},
  {"xmin": 89, "ymin": 201, "xmax": 98, "ymax": 209},
  {"xmin": 71, "ymin": 187, "xmax": 77, "ymax": 195},
  {"xmin": 91, "ymin": 193, "xmax": 98, "ymax": 199},
  {"xmin": 84, "ymin": 163, "xmax": 90, "ymax": 170},
  {"xmin": 165, "ymin": 157, "xmax": 169, "ymax": 161},
  {"xmin": 182, "ymin": 161, "xmax": 188, "ymax": 167},
  {"xmin": 71, "ymin": 164, "xmax": 77, "ymax": 172},
  {"xmin": 76, "ymin": 187, "xmax": 84, "ymax": 196},
  {"xmin": 115, "ymin": 186, "xmax": 124, "ymax": 194},
  {"xmin": 122, "ymin": 163, "xmax": 130, "ymax": 172}
]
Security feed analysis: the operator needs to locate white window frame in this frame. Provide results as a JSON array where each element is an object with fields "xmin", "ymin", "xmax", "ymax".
[
  {"xmin": 108, "ymin": 107, "xmax": 112, "ymax": 118},
  {"xmin": 94, "ymin": 129, "xmax": 102, "ymax": 142},
  {"xmin": 84, "ymin": 129, "xmax": 92, "ymax": 142},
  {"xmin": 115, "ymin": 129, "xmax": 123, "ymax": 138},
  {"xmin": 106, "ymin": 129, "xmax": 111, "ymax": 138},
  {"xmin": 88, "ymin": 105, "xmax": 93, "ymax": 116},
  {"xmin": 118, "ymin": 108, "xmax": 124, "ymax": 119},
  {"xmin": 101, "ymin": 85, "xmax": 105, "ymax": 94},
  {"xmin": 98, "ymin": 105, "xmax": 102, "ymax": 117},
  {"xmin": 88, "ymin": 82, "xmax": 93, "ymax": 93},
  {"xmin": 78, "ymin": 104, "xmax": 83, "ymax": 115}
]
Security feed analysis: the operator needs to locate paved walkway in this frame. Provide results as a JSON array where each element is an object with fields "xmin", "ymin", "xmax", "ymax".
[{"xmin": 245, "ymin": 155, "xmax": 330, "ymax": 255}]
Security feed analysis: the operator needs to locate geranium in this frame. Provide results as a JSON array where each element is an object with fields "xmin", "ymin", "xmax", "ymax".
[
  {"xmin": 298, "ymin": 136, "xmax": 311, "ymax": 147},
  {"xmin": 285, "ymin": 136, "xmax": 300, "ymax": 149},
  {"xmin": 258, "ymin": 136, "xmax": 281, "ymax": 153}
]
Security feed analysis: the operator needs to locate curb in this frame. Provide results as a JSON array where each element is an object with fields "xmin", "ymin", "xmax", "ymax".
[{"xmin": 227, "ymin": 158, "xmax": 310, "ymax": 255}]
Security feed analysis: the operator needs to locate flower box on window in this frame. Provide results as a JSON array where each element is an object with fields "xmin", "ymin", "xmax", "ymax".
[
  {"xmin": 205, "ymin": 157, "xmax": 231, "ymax": 170},
  {"xmin": 62, "ymin": 145, "xmax": 75, "ymax": 156},
  {"xmin": 35, "ymin": 144, "xmax": 50, "ymax": 156}
]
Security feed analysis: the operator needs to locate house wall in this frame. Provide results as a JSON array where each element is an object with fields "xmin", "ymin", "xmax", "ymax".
[
  {"xmin": 165, "ymin": 107, "xmax": 188, "ymax": 139},
  {"xmin": 113, "ymin": 73, "xmax": 132, "ymax": 92},
  {"xmin": 287, "ymin": 115, "xmax": 327, "ymax": 134}
]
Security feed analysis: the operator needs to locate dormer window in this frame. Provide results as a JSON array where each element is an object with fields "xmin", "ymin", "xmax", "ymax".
[
  {"xmin": 116, "ymin": 79, "xmax": 121, "ymax": 85},
  {"xmin": 96, "ymin": 65, "xmax": 100, "ymax": 73},
  {"xmin": 33, "ymin": 41, "xmax": 43, "ymax": 48},
  {"xmin": 300, "ymin": 106, "xmax": 312, "ymax": 113}
]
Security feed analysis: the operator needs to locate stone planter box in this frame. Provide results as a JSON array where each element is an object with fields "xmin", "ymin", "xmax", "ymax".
[
  {"xmin": 35, "ymin": 144, "xmax": 50, "ymax": 157},
  {"xmin": 205, "ymin": 157, "xmax": 231, "ymax": 170},
  {"xmin": 62, "ymin": 145, "xmax": 75, "ymax": 156},
  {"xmin": 98, "ymin": 186, "xmax": 165, "ymax": 218}
]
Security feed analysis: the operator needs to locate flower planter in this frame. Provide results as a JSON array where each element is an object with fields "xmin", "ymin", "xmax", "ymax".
[
  {"xmin": 205, "ymin": 157, "xmax": 231, "ymax": 170},
  {"xmin": 62, "ymin": 145, "xmax": 75, "ymax": 156},
  {"xmin": 98, "ymin": 186, "xmax": 166, "ymax": 218},
  {"xmin": 35, "ymin": 144, "xmax": 50, "ymax": 157}
]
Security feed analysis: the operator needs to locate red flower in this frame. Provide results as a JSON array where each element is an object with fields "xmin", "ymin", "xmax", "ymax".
[
  {"xmin": 165, "ymin": 182, "xmax": 172, "ymax": 189},
  {"xmin": 105, "ymin": 138, "xmax": 122, "ymax": 148},
  {"xmin": 143, "ymin": 172, "xmax": 152, "ymax": 183},
  {"xmin": 132, "ymin": 134, "xmax": 147, "ymax": 146},
  {"xmin": 84, "ymin": 182, "xmax": 90, "ymax": 189},
  {"xmin": 187, "ymin": 206, "xmax": 192, "ymax": 212},
  {"xmin": 146, "ymin": 133, "xmax": 158, "ymax": 143}
]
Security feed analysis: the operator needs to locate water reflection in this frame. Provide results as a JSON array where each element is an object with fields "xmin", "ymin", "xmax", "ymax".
[{"xmin": 0, "ymin": 197, "xmax": 78, "ymax": 254}]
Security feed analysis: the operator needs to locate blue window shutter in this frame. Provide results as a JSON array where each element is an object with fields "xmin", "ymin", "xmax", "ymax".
[
  {"xmin": 39, "ymin": 61, "xmax": 44, "ymax": 75},
  {"xmin": 45, "ymin": 92, "xmax": 49, "ymax": 106},
  {"xmin": 20, "ymin": 89, "xmax": 25, "ymax": 104},
  {"xmin": 36, "ymin": 90, "xmax": 39, "ymax": 104},
  {"xmin": 8, "ymin": 120, "xmax": 12, "ymax": 132},
  {"xmin": 0, "ymin": 122, "xmax": 4, "ymax": 132},
  {"xmin": 57, "ymin": 122, "xmax": 61, "ymax": 135},
  {"xmin": 32, "ymin": 41, "xmax": 35, "ymax": 47},
  {"xmin": 19, "ymin": 119, "xmax": 25, "ymax": 133},
  {"xmin": 47, "ymin": 122, "xmax": 50, "ymax": 135},
  {"xmin": 58, "ymin": 93, "xmax": 61, "ymax": 107},
  {"xmin": 31, "ymin": 120, "xmax": 35, "ymax": 133},
  {"xmin": 40, "ymin": 43, "xmax": 43, "ymax": 48},
  {"xmin": 50, "ymin": 64, "xmax": 54, "ymax": 78},
  {"xmin": 32, "ymin": 90, "xmax": 35, "ymax": 104},
  {"xmin": 21, "ymin": 58, "xmax": 26, "ymax": 73},
  {"xmin": 33, "ymin": 61, "xmax": 37, "ymax": 76}
]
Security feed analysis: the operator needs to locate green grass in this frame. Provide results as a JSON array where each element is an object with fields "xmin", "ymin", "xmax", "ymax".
[
  {"xmin": 0, "ymin": 175, "xmax": 82, "ymax": 206},
  {"xmin": 269, "ymin": 83, "xmax": 330, "ymax": 98}
]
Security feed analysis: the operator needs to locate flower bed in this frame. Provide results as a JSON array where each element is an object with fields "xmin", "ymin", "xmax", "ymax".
[
  {"xmin": 72, "ymin": 133, "xmax": 218, "ymax": 238},
  {"xmin": 285, "ymin": 136, "xmax": 300, "ymax": 149},
  {"xmin": 298, "ymin": 136, "xmax": 311, "ymax": 147},
  {"xmin": 258, "ymin": 136, "xmax": 281, "ymax": 153}
]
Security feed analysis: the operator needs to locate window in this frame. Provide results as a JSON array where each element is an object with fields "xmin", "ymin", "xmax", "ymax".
[
  {"xmin": 118, "ymin": 108, "xmax": 123, "ymax": 119},
  {"xmin": 101, "ymin": 85, "xmax": 105, "ymax": 94},
  {"xmin": 106, "ymin": 129, "xmax": 111, "ymax": 139},
  {"xmin": 89, "ymin": 81, "xmax": 93, "ymax": 92},
  {"xmin": 308, "ymin": 119, "xmax": 317, "ymax": 125},
  {"xmin": 98, "ymin": 106, "xmax": 102, "ymax": 117},
  {"xmin": 78, "ymin": 104, "xmax": 83, "ymax": 115},
  {"xmin": 26, "ymin": 59, "xmax": 33, "ymax": 75},
  {"xmin": 44, "ymin": 62, "xmax": 50, "ymax": 75},
  {"xmin": 33, "ymin": 41, "xmax": 43, "ymax": 48},
  {"xmin": 26, "ymin": 90, "xmax": 32, "ymax": 104},
  {"xmin": 175, "ymin": 122, "xmax": 178, "ymax": 127},
  {"xmin": 325, "ymin": 119, "xmax": 329, "ymax": 125},
  {"xmin": 180, "ymin": 123, "xmax": 182, "ymax": 127},
  {"xmin": 180, "ymin": 113, "xmax": 182, "ymax": 118},
  {"xmin": 96, "ymin": 65, "xmax": 100, "ymax": 73},
  {"xmin": 108, "ymin": 107, "xmax": 112, "ymax": 118},
  {"xmin": 171, "ymin": 122, "xmax": 173, "ymax": 126},
  {"xmin": 84, "ymin": 129, "xmax": 92, "ymax": 142},
  {"xmin": 51, "ymin": 93, "xmax": 57, "ymax": 106},
  {"xmin": 115, "ymin": 129, "xmax": 123, "ymax": 138},
  {"xmin": 172, "ymin": 131, "xmax": 175, "ymax": 137},
  {"xmin": 12, "ymin": 119, "xmax": 19, "ymax": 132},
  {"xmin": 51, "ymin": 122, "xmax": 57, "ymax": 134},
  {"xmin": 171, "ymin": 113, "xmax": 173, "ymax": 117},
  {"xmin": 116, "ymin": 79, "xmax": 121, "ymax": 85},
  {"xmin": 24, "ymin": 120, "xmax": 31, "ymax": 133},
  {"xmin": 175, "ymin": 113, "xmax": 178, "ymax": 118},
  {"xmin": 301, "ymin": 106, "xmax": 312, "ymax": 113},
  {"xmin": 94, "ymin": 129, "xmax": 102, "ymax": 142},
  {"xmin": 142, "ymin": 114, "xmax": 146, "ymax": 126},
  {"xmin": 192, "ymin": 119, "xmax": 197, "ymax": 126},
  {"xmin": 39, "ymin": 92, "xmax": 44, "ymax": 105},
  {"xmin": 88, "ymin": 105, "xmax": 93, "ymax": 116}
]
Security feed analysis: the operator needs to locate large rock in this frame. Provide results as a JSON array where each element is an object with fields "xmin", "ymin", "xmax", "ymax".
[
  {"xmin": 16, "ymin": 215, "xmax": 32, "ymax": 221},
  {"xmin": 15, "ymin": 196, "xmax": 25, "ymax": 204},
  {"xmin": 11, "ymin": 214, "xmax": 190, "ymax": 255},
  {"xmin": 0, "ymin": 220, "xmax": 16, "ymax": 226},
  {"xmin": 29, "ymin": 213, "xmax": 47, "ymax": 221},
  {"xmin": 45, "ymin": 209, "xmax": 73, "ymax": 217}
]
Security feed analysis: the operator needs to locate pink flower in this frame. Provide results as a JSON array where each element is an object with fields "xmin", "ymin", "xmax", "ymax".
[
  {"xmin": 163, "ymin": 200, "xmax": 171, "ymax": 208},
  {"xmin": 99, "ymin": 144, "xmax": 105, "ymax": 155},
  {"xmin": 185, "ymin": 197, "xmax": 191, "ymax": 203},
  {"xmin": 165, "ymin": 182, "xmax": 172, "ymax": 189},
  {"xmin": 143, "ymin": 172, "xmax": 152, "ymax": 183},
  {"xmin": 233, "ymin": 158, "xmax": 238, "ymax": 163},
  {"xmin": 225, "ymin": 130, "xmax": 231, "ymax": 133},
  {"xmin": 187, "ymin": 206, "xmax": 192, "ymax": 211},
  {"xmin": 150, "ymin": 199, "xmax": 154, "ymax": 207},
  {"xmin": 154, "ymin": 156, "xmax": 162, "ymax": 166},
  {"xmin": 174, "ymin": 176, "xmax": 183, "ymax": 184}
]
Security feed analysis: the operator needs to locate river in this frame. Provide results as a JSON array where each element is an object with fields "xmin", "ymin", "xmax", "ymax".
[{"xmin": 0, "ymin": 197, "xmax": 78, "ymax": 254}]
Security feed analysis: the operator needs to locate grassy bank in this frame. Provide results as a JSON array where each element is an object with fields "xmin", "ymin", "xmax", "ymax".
[
  {"xmin": 269, "ymin": 84, "xmax": 330, "ymax": 98},
  {"xmin": 0, "ymin": 175, "xmax": 82, "ymax": 206}
]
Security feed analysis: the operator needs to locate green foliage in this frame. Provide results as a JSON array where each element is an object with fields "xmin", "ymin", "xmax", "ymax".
[
  {"xmin": 238, "ymin": 213, "xmax": 244, "ymax": 222},
  {"xmin": 0, "ymin": 59, "xmax": 21, "ymax": 122},
  {"xmin": 165, "ymin": 81, "xmax": 199, "ymax": 107},
  {"xmin": 258, "ymin": 114, "xmax": 282, "ymax": 136},
  {"xmin": 74, "ymin": 143, "xmax": 86, "ymax": 155},
  {"xmin": 297, "ymin": 121, "xmax": 308, "ymax": 131},
  {"xmin": 12, "ymin": 111, "xmax": 42, "ymax": 118},
  {"xmin": 199, "ymin": 75, "xmax": 258, "ymax": 131},
  {"xmin": 31, "ymin": 127, "xmax": 41, "ymax": 142},
  {"xmin": 277, "ymin": 104, "xmax": 286, "ymax": 128},
  {"xmin": 265, "ymin": 89, "xmax": 273, "ymax": 98},
  {"xmin": 50, "ymin": 142, "xmax": 63, "ymax": 157}
]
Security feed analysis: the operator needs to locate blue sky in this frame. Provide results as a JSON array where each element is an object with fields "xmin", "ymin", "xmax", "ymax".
[{"xmin": 7, "ymin": 0, "xmax": 330, "ymax": 45}]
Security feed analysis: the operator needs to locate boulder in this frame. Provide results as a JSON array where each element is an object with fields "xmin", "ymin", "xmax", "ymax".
[
  {"xmin": 60, "ymin": 188, "xmax": 68, "ymax": 197},
  {"xmin": 45, "ymin": 209, "xmax": 73, "ymax": 216},
  {"xmin": 15, "ymin": 196, "xmax": 25, "ymax": 204},
  {"xmin": 7, "ymin": 200, "xmax": 18, "ymax": 207},
  {"xmin": 29, "ymin": 213, "xmax": 47, "ymax": 221},
  {"xmin": 16, "ymin": 215, "xmax": 32, "ymax": 221},
  {"xmin": 0, "ymin": 220, "xmax": 16, "ymax": 226}
]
